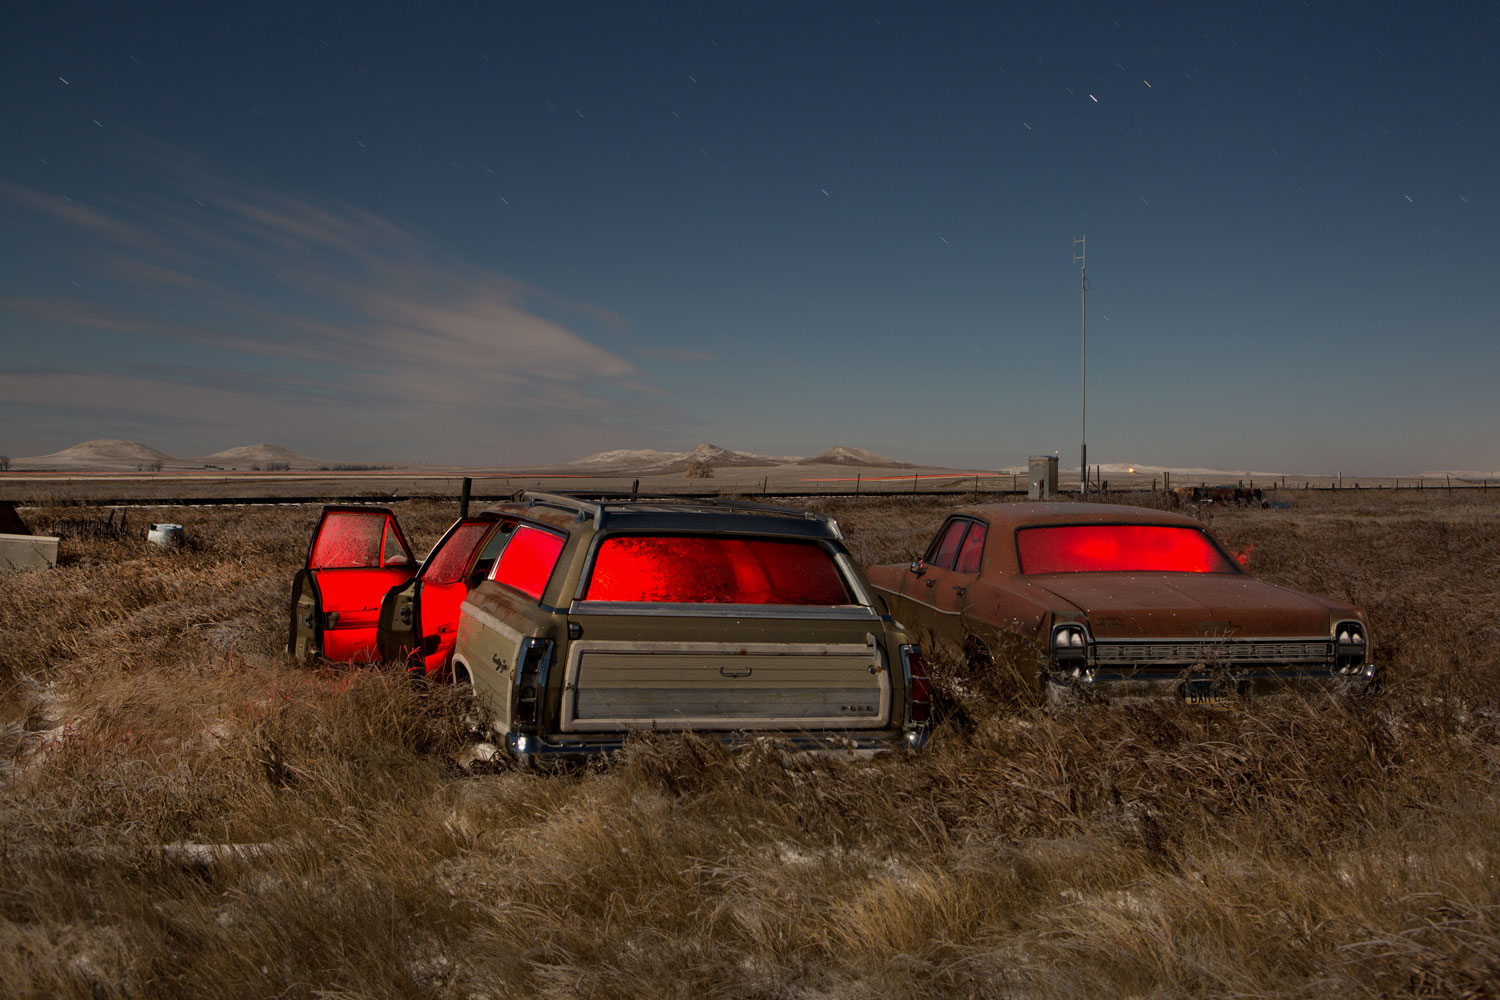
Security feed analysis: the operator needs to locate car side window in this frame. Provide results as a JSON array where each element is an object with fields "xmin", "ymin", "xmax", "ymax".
[
  {"xmin": 422, "ymin": 520, "xmax": 494, "ymax": 585},
  {"xmin": 466, "ymin": 520, "xmax": 516, "ymax": 585},
  {"xmin": 926, "ymin": 519, "xmax": 969, "ymax": 571},
  {"xmin": 311, "ymin": 510, "xmax": 410, "ymax": 569},
  {"xmin": 489, "ymin": 524, "xmax": 567, "ymax": 600},
  {"xmin": 954, "ymin": 521, "xmax": 986, "ymax": 574}
]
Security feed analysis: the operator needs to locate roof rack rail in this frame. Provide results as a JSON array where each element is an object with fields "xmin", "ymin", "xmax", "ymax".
[
  {"xmin": 686, "ymin": 498, "xmax": 845, "ymax": 539},
  {"xmin": 518, "ymin": 491, "xmax": 844, "ymax": 539},
  {"xmin": 602, "ymin": 494, "xmax": 845, "ymax": 540},
  {"xmin": 522, "ymin": 491, "xmax": 603, "ymax": 527}
]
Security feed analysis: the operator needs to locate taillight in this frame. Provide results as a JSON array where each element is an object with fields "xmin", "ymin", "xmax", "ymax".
[
  {"xmin": 1334, "ymin": 621, "xmax": 1368, "ymax": 673},
  {"xmin": 1051, "ymin": 623, "xmax": 1089, "ymax": 666},
  {"xmin": 901, "ymin": 644, "xmax": 931, "ymax": 725},
  {"xmin": 511, "ymin": 638, "xmax": 554, "ymax": 731}
]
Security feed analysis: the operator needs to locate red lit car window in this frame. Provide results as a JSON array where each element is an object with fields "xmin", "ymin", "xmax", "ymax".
[
  {"xmin": 489, "ymin": 525, "xmax": 566, "ymax": 599},
  {"xmin": 1016, "ymin": 524, "xmax": 1237, "ymax": 574},
  {"xmin": 954, "ymin": 522, "xmax": 987, "ymax": 574},
  {"xmin": 927, "ymin": 520, "xmax": 969, "ymax": 570},
  {"xmin": 583, "ymin": 535, "xmax": 852, "ymax": 605},
  {"xmin": 422, "ymin": 521, "xmax": 493, "ymax": 585},
  {"xmin": 311, "ymin": 512, "xmax": 409, "ymax": 569}
]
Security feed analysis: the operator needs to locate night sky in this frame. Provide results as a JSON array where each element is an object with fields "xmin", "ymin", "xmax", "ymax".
[{"xmin": 3, "ymin": 2, "xmax": 1497, "ymax": 474}]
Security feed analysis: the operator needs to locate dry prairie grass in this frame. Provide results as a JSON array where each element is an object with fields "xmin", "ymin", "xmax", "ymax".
[{"xmin": 0, "ymin": 492, "xmax": 1497, "ymax": 998}]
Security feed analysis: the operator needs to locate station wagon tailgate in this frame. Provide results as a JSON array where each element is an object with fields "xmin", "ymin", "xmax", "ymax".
[{"xmin": 561, "ymin": 616, "xmax": 892, "ymax": 732}]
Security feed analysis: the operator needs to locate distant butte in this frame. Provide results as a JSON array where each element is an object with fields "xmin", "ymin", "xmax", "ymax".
[{"xmin": 559, "ymin": 443, "xmax": 911, "ymax": 474}]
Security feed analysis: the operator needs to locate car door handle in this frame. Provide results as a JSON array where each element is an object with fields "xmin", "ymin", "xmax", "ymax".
[
  {"xmin": 952, "ymin": 586, "xmax": 967, "ymax": 595},
  {"xmin": 923, "ymin": 579, "xmax": 936, "ymax": 588}
]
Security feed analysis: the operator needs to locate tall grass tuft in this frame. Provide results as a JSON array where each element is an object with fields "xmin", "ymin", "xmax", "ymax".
[{"xmin": 1, "ymin": 492, "xmax": 1496, "ymax": 997}]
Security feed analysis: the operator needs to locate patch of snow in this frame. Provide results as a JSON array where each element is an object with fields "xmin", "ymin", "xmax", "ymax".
[
  {"xmin": 562, "ymin": 443, "xmax": 801, "ymax": 474},
  {"xmin": 1419, "ymin": 469, "xmax": 1500, "ymax": 480},
  {"xmin": 798, "ymin": 445, "xmax": 912, "ymax": 467}
]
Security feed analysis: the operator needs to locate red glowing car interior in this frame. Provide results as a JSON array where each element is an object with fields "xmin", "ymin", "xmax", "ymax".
[
  {"xmin": 929, "ymin": 520, "xmax": 967, "ymax": 568},
  {"xmin": 413, "ymin": 520, "xmax": 497, "ymax": 673},
  {"xmin": 925, "ymin": 519, "xmax": 988, "ymax": 574},
  {"xmin": 424, "ymin": 521, "xmax": 494, "ymax": 585},
  {"xmin": 954, "ymin": 522, "xmax": 986, "ymax": 574},
  {"xmin": 310, "ymin": 511, "xmax": 410, "ymax": 569},
  {"xmin": 305, "ymin": 510, "xmax": 415, "ymax": 662},
  {"xmin": 582, "ymin": 535, "xmax": 853, "ymax": 605},
  {"xmin": 1016, "ymin": 524, "xmax": 1238, "ymax": 575},
  {"xmin": 489, "ymin": 524, "xmax": 566, "ymax": 599}
]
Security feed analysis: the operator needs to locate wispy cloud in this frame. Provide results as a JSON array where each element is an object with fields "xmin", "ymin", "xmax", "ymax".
[
  {"xmin": 0, "ymin": 170, "xmax": 663, "ymax": 461},
  {"xmin": 0, "ymin": 181, "xmax": 167, "ymax": 252}
]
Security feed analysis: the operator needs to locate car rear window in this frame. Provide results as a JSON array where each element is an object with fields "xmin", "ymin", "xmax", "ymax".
[
  {"xmin": 1016, "ymin": 524, "xmax": 1237, "ymax": 574},
  {"xmin": 488, "ymin": 524, "xmax": 566, "ymax": 599},
  {"xmin": 582, "ymin": 535, "xmax": 853, "ymax": 605}
]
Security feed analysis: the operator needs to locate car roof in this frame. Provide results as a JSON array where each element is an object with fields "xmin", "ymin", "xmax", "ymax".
[
  {"xmin": 954, "ymin": 501, "xmax": 1209, "ymax": 531},
  {"xmin": 478, "ymin": 492, "xmax": 845, "ymax": 541}
]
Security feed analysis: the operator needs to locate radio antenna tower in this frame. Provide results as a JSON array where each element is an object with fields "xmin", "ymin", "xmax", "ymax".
[{"xmin": 1073, "ymin": 235, "xmax": 1087, "ymax": 495}]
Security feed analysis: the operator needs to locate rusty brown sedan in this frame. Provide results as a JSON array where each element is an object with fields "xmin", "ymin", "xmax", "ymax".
[{"xmin": 866, "ymin": 502, "xmax": 1377, "ymax": 705}]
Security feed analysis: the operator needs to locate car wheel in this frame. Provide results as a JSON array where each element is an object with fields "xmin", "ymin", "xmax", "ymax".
[
  {"xmin": 448, "ymin": 660, "xmax": 492, "ymax": 741},
  {"xmin": 961, "ymin": 634, "xmax": 992, "ymax": 671}
]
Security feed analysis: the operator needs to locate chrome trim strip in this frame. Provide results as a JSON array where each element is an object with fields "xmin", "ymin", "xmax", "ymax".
[
  {"xmin": 507, "ymin": 730, "xmax": 913, "ymax": 756},
  {"xmin": 888, "ymin": 594, "xmax": 961, "ymax": 617},
  {"xmin": 1090, "ymin": 638, "xmax": 1332, "ymax": 664},
  {"xmin": 567, "ymin": 601, "xmax": 878, "ymax": 620}
]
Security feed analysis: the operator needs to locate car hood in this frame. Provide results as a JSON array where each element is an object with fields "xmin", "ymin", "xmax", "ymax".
[{"xmin": 1028, "ymin": 573, "xmax": 1341, "ymax": 638}]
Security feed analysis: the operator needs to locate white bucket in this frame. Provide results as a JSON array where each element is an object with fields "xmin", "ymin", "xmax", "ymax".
[{"xmin": 147, "ymin": 523, "xmax": 185, "ymax": 547}]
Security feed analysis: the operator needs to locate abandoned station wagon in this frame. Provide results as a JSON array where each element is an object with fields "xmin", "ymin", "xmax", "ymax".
[
  {"xmin": 867, "ymin": 502, "xmax": 1377, "ymax": 704},
  {"xmin": 289, "ymin": 493, "xmax": 931, "ymax": 758}
]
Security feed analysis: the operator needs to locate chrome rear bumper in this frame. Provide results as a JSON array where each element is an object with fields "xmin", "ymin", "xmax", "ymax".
[
  {"xmin": 506, "ymin": 725, "xmax": 928, "ymax": 758},
  {"xmin": 1046, "ymin": 662, "xmax": 1378, "ymax": 704}
]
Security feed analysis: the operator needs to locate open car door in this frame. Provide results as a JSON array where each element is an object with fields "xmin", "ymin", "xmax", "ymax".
[
  {"xmin": 377, "ymin": 515, "xmax": 503, "ymax": 676},
  {"xmin": 288, "ymin": 506, "xmax": 416, "ymax": 663}
]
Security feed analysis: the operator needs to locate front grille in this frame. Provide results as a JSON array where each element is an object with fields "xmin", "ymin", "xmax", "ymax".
[{"xmin": 1091, "ymin": 639, "xmax": 1331, "ymax": 666}]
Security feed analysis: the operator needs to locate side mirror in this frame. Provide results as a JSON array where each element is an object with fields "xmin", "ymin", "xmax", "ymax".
[{"xmin": 908, "ymin": 558, "xmax": 926, "ymax": 576}]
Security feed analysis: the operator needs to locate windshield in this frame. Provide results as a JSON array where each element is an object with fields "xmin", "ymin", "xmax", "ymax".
[
  {"xmin": 582, "ymin": 535, "xmax": 853, "ymax": 605},
  {"xmin": 1016, "ymin": 524, "xmax": 1238, "ymax": 575}
]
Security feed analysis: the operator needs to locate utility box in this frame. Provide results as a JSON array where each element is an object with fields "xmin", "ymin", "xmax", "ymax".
[
  {"xmin": 1028, "ymin": 455, "xmax": 1059, "ymax": 500},
  {"xmin": 0, "ymin": 533, "xmax": 60, "ymax": 573}
]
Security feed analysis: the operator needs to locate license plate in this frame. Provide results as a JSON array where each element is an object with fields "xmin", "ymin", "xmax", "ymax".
[{"xmin": 1183, "ymin": 678, "xmax": 1232, "ymax": 706}]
